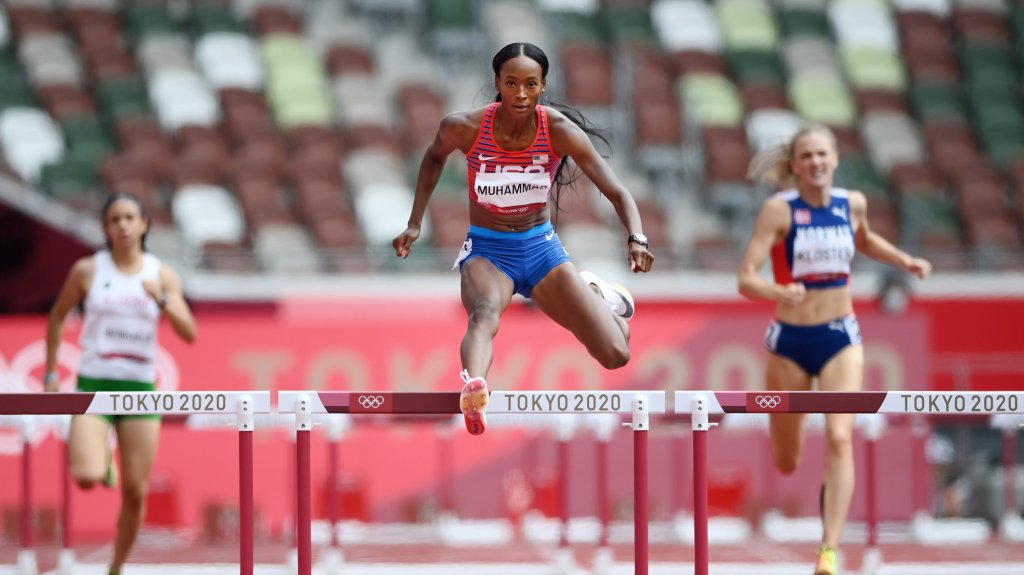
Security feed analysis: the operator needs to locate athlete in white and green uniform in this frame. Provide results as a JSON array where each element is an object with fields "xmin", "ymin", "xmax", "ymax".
[
  {"xmin": 45, "ymin": 194, "xmax": 197, "ymax": 575},
  {"xmin": 76, "ymin": 247, "xmax": 163, "ymax": 422}
]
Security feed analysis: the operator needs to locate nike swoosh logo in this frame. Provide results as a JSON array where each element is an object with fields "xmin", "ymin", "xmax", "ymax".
[
  {"xmin": 545, "ymin": 231, "xmax": 555, "ymax": 241},
  {"xmin": 478, "ymin": 154, "xmax": 499, "ymax": 162}
]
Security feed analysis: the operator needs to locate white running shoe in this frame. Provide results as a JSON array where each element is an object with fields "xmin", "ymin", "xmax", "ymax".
[{"xmin": 579, "ymin": 270, "xmax": 635, "ymax": 321}]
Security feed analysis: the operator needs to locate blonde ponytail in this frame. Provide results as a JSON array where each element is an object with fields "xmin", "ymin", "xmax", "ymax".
[{"xmin": 747, "ymin": 143, "xmax": 794, "ymax": 188}]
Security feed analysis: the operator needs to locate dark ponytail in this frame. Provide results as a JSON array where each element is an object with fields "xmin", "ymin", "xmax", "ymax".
[{"xmin": 491, "ymin": 42, "xmax": 610, "ymax": 227}]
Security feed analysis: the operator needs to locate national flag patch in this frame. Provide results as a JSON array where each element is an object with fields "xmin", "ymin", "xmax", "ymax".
[
  {"xmin": 533, "ymin": 154, "xmax": 548, "ymax": 164},
  {"xmin": 794, "ymin": 209, "xmax": 811, "ymax": 224}
]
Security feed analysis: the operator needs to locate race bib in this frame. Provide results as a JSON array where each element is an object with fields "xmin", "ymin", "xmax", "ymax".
[
  {"xmin": 473, "ymin": 171, "xmax": 551, "ymax": 209},
  {"xmin": 96, "ymin": 316, "xmax": 157, "ymax": 362},
  {"xmin": 791, "ymin": 225, "xmax": 855, "ymax": 279}
]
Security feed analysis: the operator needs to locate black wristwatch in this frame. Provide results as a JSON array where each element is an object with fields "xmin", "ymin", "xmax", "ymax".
[{"xmin": 628, "ymin": 233, "xmax": 649, "ymax": 247}]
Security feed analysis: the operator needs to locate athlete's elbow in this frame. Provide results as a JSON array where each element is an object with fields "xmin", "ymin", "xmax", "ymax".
[{"xmin": 737, "ymin": 274, "xmax": 757, "ymax": 301}]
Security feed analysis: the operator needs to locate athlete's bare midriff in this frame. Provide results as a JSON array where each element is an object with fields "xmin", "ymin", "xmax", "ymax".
[
  {"xmin": 774, "ymin": 285, "xmax": 854, "ymax": 325},
  {"xmin": 468, "ymin": 200, "xmax": 551, "ymax": 232}
]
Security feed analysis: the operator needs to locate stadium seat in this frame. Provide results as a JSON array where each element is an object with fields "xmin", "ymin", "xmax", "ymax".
[
  {"xmin": 651, "ymin": 0, "xmax": 722, "ymax": 53},
  {"xmin": 171, "ymin": 184, "xmax": 246, "ymax": 248}
]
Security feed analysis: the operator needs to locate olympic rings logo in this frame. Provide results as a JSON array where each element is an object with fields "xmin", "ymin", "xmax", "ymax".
[
  {"xmin": 754, "ymin": 394, "xmax": 782, "ymax": 409},
  {"xmin": 357, "ymin": 395, "xmax": 385, "ymax": 409}
]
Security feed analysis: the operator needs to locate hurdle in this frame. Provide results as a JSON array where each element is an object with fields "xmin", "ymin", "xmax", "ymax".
[
  {"xmin": 0, "ymin": 391, "xmax": 272, "ymax": 575},
  {"xmin": 279, "ymin": 389, "xmax": 666, "ymax": 575},
  {"xmin": 675, "ymin": 390, "xmax": 1024, "ymax": 575}
]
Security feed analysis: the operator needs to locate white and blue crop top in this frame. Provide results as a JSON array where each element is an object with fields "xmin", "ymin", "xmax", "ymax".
[{"xmin": 770, "ymin": 188, "xmax": 856, "ymax": 289}]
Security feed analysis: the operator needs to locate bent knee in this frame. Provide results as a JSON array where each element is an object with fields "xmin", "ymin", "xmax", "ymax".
[
  {"xmin": 75, "ymin": 478, "xmax": 100, "ymax": 491},
  {"xmin": 595, "ymin": 344, "xmax": 630, "ymax": 370},
  {"xmin": 121, "ymin": 483, "xmax": 149, "ymax": 506},
  {"xmin": 773, "ymin": 453, "xmax": 801, "ymax": 475},
  {"xmin": 72, "ymin": 466, "xmax": 105, "ymax": 489},
  {"xmin": 467, "ymin": 301, "xmax": 501, "ymax": 328},
  {"xmin": 825, "ymin": 430, "xmax": 854, "ymax": 454}
]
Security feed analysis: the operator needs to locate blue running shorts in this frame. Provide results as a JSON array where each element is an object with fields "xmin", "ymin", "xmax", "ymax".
[
  {"xmin": 453, "ymin": 220, "xmax": 571, "ymax": 299},
  {"xmin": 763, "ymin": 315, "xmax": 862, "ymax": 376}
]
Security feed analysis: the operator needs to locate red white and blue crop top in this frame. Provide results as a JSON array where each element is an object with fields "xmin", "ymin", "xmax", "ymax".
[
  {"xmin": 465, "ymin": 103, "xmax": 563, "ymax": 216},
  {"xmin": 770, "ymin": 188, "xmax": 856, "ymax": 289}
]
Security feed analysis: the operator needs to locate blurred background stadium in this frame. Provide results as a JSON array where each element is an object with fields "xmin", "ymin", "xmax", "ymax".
[{"xmin": 0, "ymin": 0, "xmax": 1023, "ymax": 573}]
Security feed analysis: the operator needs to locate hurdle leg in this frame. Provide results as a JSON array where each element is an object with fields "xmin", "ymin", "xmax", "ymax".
[
  {"xmin": 238, "ymin": 395, "xmax": 255, "ymax": 575},
  {"xmin": 862, "ymin": 416, "xmax": 884, "ymax": 575},
  {"xmin": 295, "ymin": 395, "xmax": 313, "ymax": 575},
  {"xmin": 624, "ymin": 395, "xmax": 650, "ymax": 575},
  {"xmin": 438, "ymin": 422, "xmax": 455, "ymax": 519},
  {"xmin": 321, "ymin": 415, "xmax": 345, "ymax": 573},
  {"xmin": 592, "ymin": 427, "xmax": 613, "ymax": 575},
  {"xmin": 553, "ymin": 417, "xmax": 575, "ymax": 575},
  {"xmin": 19, "ymin": 421, "xmax": 38, "ymax": 575},
  {"xmin": 691, "ymin": 395, "xmax": 715, "ymax": 575},
  {"xmin": 59, "ymin": 438, "xmax": 75, "ymax": 575},
  {"xmin": 999, "ymin": 426, "xmax": 1024, "ymax": 541}
]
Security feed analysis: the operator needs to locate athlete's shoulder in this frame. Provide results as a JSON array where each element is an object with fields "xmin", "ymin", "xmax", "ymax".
[
  {"xmin": 543, "ymin": 105, "xmax": 573, "ymax": 130},
  {"xmin": 759, "ymin": 192, "xmax": 793, "ymax": 227},
  {"xmin": 67, "ymin": 254, "xmax": 97, "ymax": 286},
  {"xmin": 72, "ymin": 255, "xmax": 97, "ymax": 272},
  {"xmin": 768, "ymin": 188, "xmax": 799, "ymax": 204},
  {"xmin": 842, "ymin": 188, "xmax": 867, "ymax": 215},
  {"xmin": 440, "ymin": 106, "xmax": 488, "ymax": 130}
]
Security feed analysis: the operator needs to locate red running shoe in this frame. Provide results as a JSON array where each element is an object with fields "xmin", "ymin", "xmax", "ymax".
[{"xmin": 459, "ymin": 369, "xmax": 489, "ymax": 435}]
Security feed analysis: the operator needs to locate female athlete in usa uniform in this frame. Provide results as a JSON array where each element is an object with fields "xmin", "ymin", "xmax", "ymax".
[
  {"xmin": 392, "ymin": 42, "xmax": 654, "ymax": 435},
  {"xmin": 44, "ymin": 194, "xmax": 196, "ymax": 575},
  {"xmin": 738, "ymin": 126, "xmax": 931, "ymax": 575}
]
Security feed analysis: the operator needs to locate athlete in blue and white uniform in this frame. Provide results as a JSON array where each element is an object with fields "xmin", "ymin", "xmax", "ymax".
[
  {"xmin": 393, "ymin": 42, "xmax": 654, "ymax": 435},
  {"xmin": 738, "ymin": 126, "xmax": 931, "ymax": 575}
]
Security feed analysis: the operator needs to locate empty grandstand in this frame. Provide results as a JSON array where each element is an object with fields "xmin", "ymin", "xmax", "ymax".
[{"xmin": 0, "ymin": 0, "xmax": 1022, "ymax": 306}]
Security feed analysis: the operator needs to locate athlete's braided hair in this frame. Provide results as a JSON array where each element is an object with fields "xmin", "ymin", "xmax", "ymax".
[{"xmin": 491, "ymin": 42, "xmax": 609, "ymax": 228}]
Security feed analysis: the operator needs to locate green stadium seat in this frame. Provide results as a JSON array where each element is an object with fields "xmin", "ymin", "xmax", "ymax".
[
  {"xmin": 549, "ymin": 11, "xmax": 603, "ymax": 43},
  {"xmin": 777, "ymin": 8, "xmax": 831, "ymax": 40},
  {"xmin": 602, "ymin": 7, "xmax": 656, "ymax": 44},
  {"xmin": 841, "ymin": 46, "xmax": 906, "ymax": 90},
  {"xmin": 717, "ymin": 0, "xmax": 779, "ymax": 50},
  {"xmin": 727, "ymin": 49, "xmax": 786, "ymax": 85},
  {"xmin": 40, "ymin": 151, "xmax": 99, "ymax": 202},
  {"xmin": 680, "ymin": 73, "xmax": 745, "ymax": 126},
  {"xmin": 834, "ymin": 154, "xmax": 885, "ymax": 194},
  {"xmin": 191, "ymin": 5, "xmax": 245, "ymax": 35},
  {"xmin": 61, "ymin": 116, "xmax": 113, "ymax": 156},
  {"xmin": 97, "ymin": 77, "xmax": 151, "ymax": 122},
  {"xmin": 125, "ymin": 5, "xmax": 181, "ymax": 39},
  {"xmin": 909, "ymin": 82, "xmax": 966, "ymax": 122},
  {"xmin": 789, "ymin": 75, "xmax": 856, "ymax": 126}
]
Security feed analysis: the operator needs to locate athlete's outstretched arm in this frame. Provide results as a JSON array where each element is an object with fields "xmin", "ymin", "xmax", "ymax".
[
  {"xmin": 45, "ymin": 258, "xmax": 93, "ymax": 390},
  {"xmin": 393, "ymin": 114, "xmax": 466, "ymax": 258},
  {"xmin": 548, "ymin": 113, "xmax": 653, "ymax": 273},
  {"xmin": 738, "ymin": 198, "xmax": 805, "ymax": 305},
  {"xmin": 849, "ymin": 191, "xmax": 932, "ymax": 279}
]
